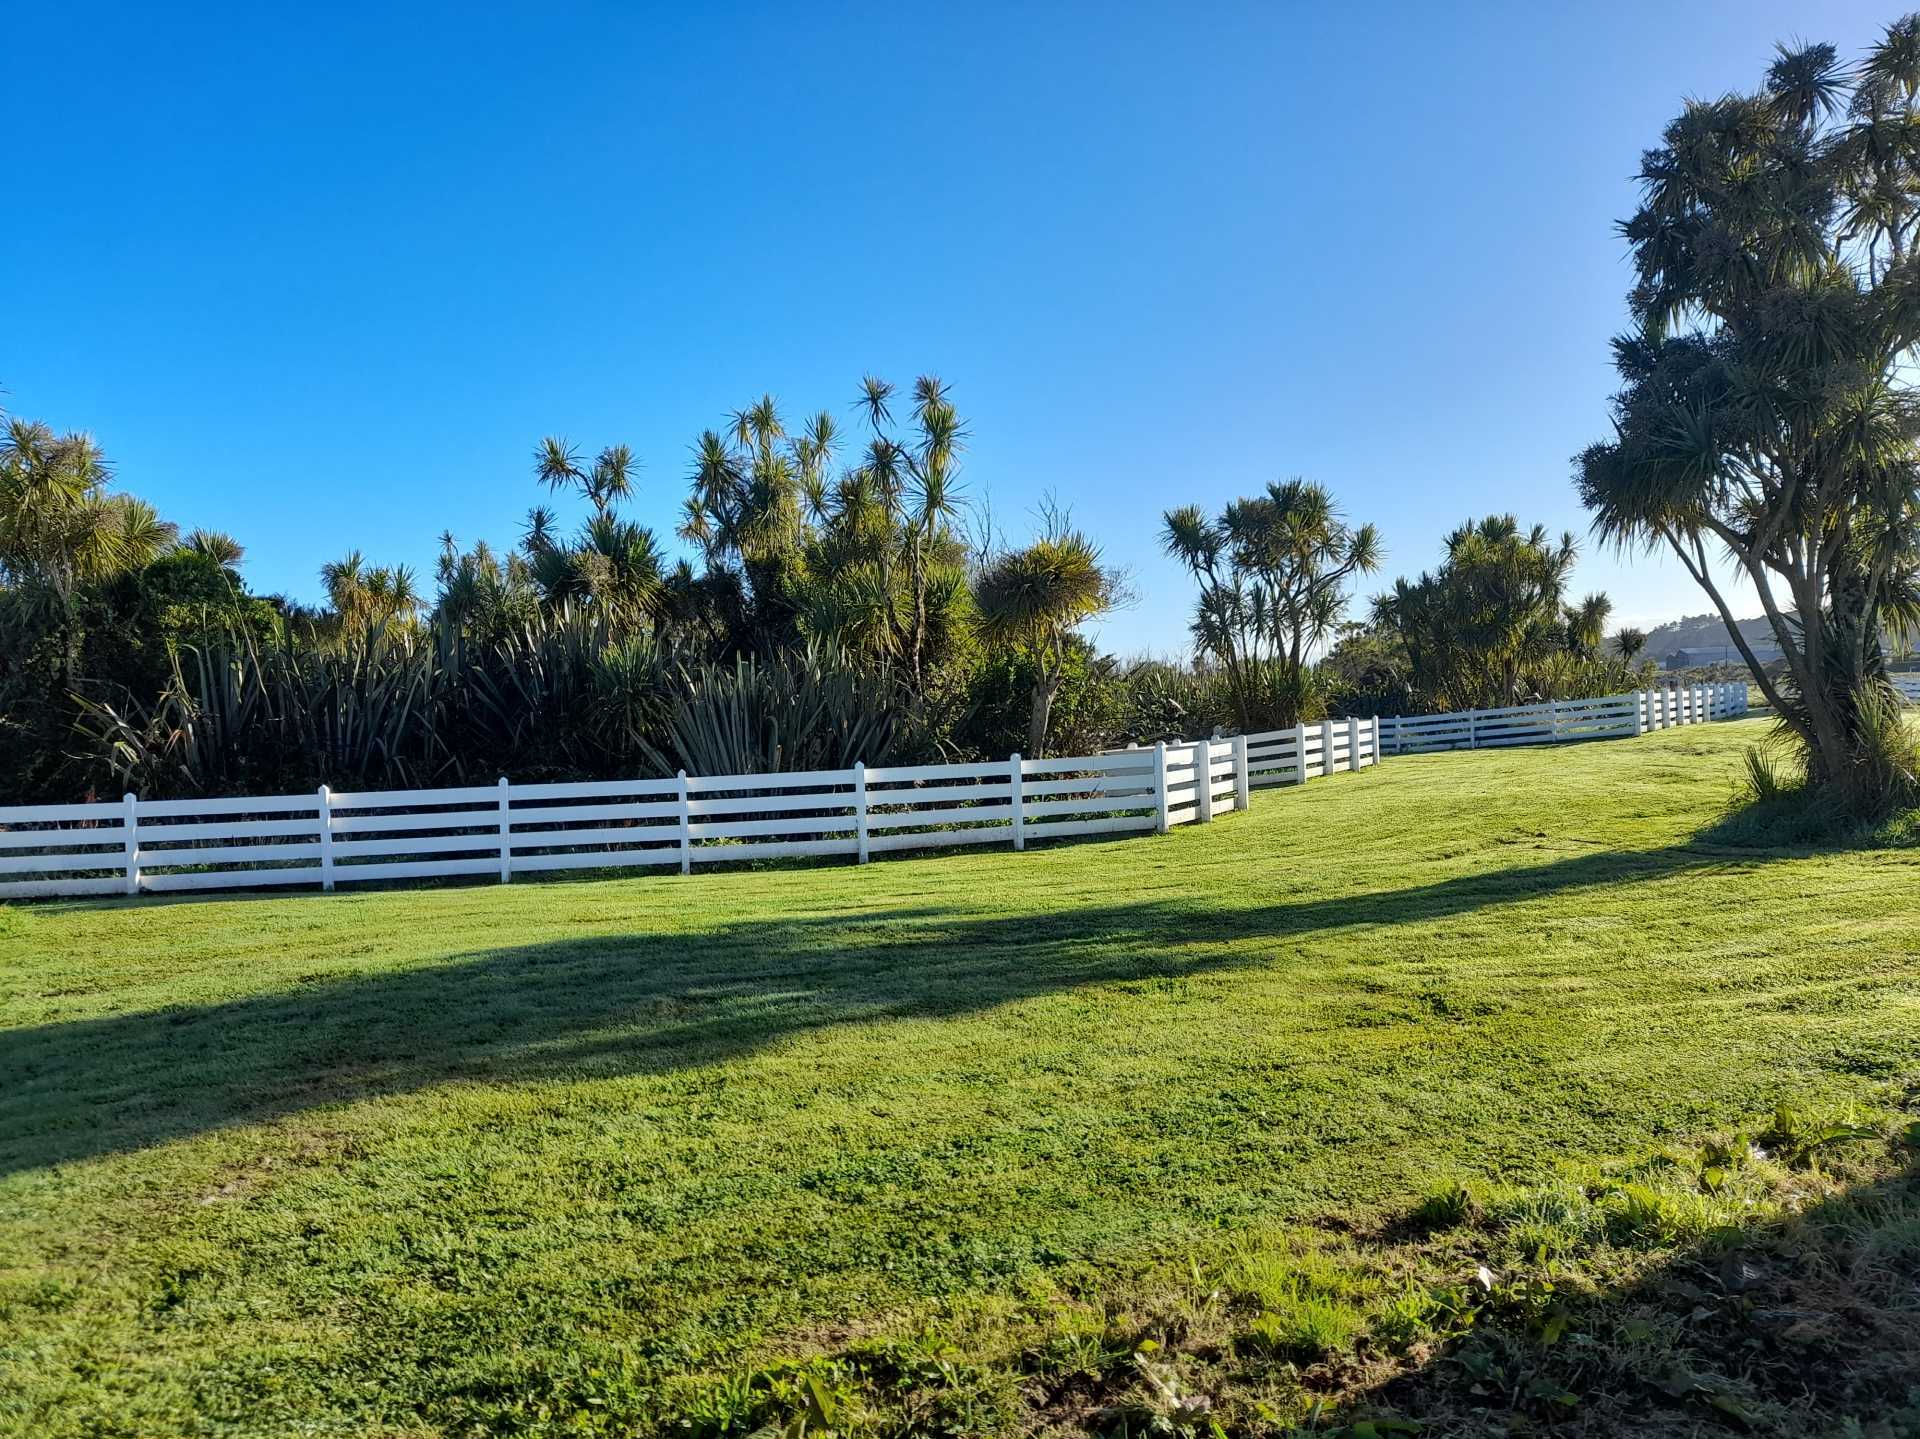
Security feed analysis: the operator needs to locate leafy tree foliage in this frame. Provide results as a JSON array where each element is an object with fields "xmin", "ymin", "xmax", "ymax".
[
  {"xmin": 1161, "ymin": 479, "xmax": 1379, "ymax": 728},
  {"xmin": 1372, "ymin": 517, "xmax": 1632, "ymax": 710},
  {"xmin": 971, "ymin": 524, "xmax": 1121, "ymax": 756},
  {"xmin": 678, "ymin": 377, "xmax": 973, "ymax": 680},
  {"xmin": 1577, "ymin": 18, "xmax": 1920, "ymax": 805},
  {"xmin": 955, "ymin": 641, "xmax": 1127, "ymax": 761}
]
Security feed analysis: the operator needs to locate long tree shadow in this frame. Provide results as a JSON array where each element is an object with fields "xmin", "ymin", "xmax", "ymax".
[{"xmin": 2, "ymin": 840, "xmax": 1784, "ymax": 1179}]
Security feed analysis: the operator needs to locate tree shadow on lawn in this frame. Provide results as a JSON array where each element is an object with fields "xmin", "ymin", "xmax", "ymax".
[
  {"xmin": 1342, "ymin": 1145, "xmax": 1920, "ymax": 1436},
  {"xmin": 1, "ymin": 840, "xmax": 1783, "ymax": 1179}
]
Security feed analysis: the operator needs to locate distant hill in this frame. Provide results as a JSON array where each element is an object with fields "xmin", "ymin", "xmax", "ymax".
[
  {"xmin": 1639, "ymin": 612, "xmax": 1774, "ymax": 662},
  {"xmin": 1636, "ymin": 612, "xmax": 1915, "ymax": 667}
]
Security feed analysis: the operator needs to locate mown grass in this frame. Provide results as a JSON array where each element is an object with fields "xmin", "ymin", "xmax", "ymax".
[{"xmin": 3, "ymin": 718, "xmax": 1918, "ymax": 1436}]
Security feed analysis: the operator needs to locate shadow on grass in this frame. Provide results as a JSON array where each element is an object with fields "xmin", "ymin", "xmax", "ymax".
[
  {"xmin": 745, "ymin": 1141, "xmax": 1920, "ymax": 1436},
  {"xmin": 2, "ymin": 839, "xmax": 1785, "ymax": 1179},
  {"xmin": 1350, "ymin": 1145, "xmax": 1920, "ymax": 1435}
]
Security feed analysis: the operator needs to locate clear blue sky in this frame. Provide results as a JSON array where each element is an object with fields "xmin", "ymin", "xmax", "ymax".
[{"xmin": 4, "ymin": 1, "xmax": 1904, "ymax": 652}]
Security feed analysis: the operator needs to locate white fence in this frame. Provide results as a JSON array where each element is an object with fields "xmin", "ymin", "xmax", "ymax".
[
  {"xmin": 1, "ymin": 683, "xmax": 1752, "ymax": 905},
  {"xmin": 1895, "ymin": 673, "xmax": 1920, "ymax": 704},
  {"xmin": 0, "ymin": 725, "xmax": 1380, "ymax": 902},
  {"xmin": 1379, "ymin": 682, "xmax": 1748, "ymax": 756}
]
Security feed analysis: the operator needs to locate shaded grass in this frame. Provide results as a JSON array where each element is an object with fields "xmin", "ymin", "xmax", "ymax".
[{"xmin": 1, "ymin": 718, "xmax": 1918, "ymax": 1435}]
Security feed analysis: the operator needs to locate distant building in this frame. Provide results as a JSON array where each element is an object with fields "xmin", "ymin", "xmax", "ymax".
[{"xmin": 1664, "ymin": 642, "xmax": 1780, "ymax": 670}]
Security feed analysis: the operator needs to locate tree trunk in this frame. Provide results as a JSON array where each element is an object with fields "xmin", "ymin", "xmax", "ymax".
[
  {"xmin": 1810, "ymin": 549, "xmax": 1893, "ymax": 784},
  {"xmin": 1028, "ymin": 662, "xmax": 1066, "ymax": 758}
]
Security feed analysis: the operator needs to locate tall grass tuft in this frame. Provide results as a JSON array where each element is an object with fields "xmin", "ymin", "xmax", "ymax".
[{"xmin": 1713, "ymin": 682, "xmax": 1920, "ymax": 846}]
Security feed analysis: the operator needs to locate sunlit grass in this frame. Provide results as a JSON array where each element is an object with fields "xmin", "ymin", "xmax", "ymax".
[{"xmin": 2, "ymin": 718, "xmax": 1917, "ymax": 1435}]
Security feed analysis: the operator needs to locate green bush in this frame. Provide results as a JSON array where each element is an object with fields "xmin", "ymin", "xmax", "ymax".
[{"xmin": 955, "ymin": 642, "xmax": 1125, "ymax": 758}]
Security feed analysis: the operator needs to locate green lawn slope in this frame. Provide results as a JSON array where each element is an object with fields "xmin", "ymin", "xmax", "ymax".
[{"xmin": 3, "ymin": 717, "xmax": 1917, "ymax": 1436}]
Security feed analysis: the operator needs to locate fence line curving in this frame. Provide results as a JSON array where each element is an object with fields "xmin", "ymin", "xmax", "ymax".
[
  {"xmin": 1379, "ymin": 681, "xmax": 1748, "ymax": 756},
  {"xmin": 0, "ymin": 725, "xmax": 1379, "ymax": 902},
  {"xmin": 0, "ymin": 683, "xmax": 1748, "ymax": 904}
]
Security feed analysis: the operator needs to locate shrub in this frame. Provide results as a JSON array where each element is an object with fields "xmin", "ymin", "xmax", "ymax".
[{"xmin": 955, "ymin": 641, "xmax": 1125, "ymax": 758}]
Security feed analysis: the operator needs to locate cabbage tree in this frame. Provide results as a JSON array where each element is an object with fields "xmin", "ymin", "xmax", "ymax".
[
  {"xmin": 972, "ymin": 526, "xmax": 1119, "ymax": 756},
  {"xmin": 1162, "ymin": 479, "xmax": 1379, "ymax": 726},
  {"xmin": 1577, "ymin": 20, "xmax": 1920, "ymax": 798}
]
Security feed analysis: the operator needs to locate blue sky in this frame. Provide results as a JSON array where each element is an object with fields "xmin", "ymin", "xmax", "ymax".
[{"xmin": 4, "ymin": 1, "xmax": 1904, "ymax": 653}]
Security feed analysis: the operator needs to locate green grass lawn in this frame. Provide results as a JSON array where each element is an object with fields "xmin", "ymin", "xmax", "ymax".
[{"xmin": 4, "ymin": 718, "xmax": 1919, "ymax": 1436}]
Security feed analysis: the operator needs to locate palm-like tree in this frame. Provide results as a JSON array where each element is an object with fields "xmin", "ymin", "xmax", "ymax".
[
  {"xmin": 1564, "ymin": 594, "xmax": 1613, "ymax": 662},
  {"xmin": 0, "ymin": 417, "xmax": 174, "ymax": 603},
  {"xmin": 1, "ymin": 415, "xmax": 179, "ymax": 702},
  {"xmin": 321, "ymin": 551, "xmax": 422, "ymax": 633},
  {"xmin": 1614, "ymin": 627, "xmax": 1649, "ymax": 663},
  {"xmin": 973, "ymin": 527, "xmax": 1118, "ymax": 756},
  {"xmin": 434, "ymin": 533, "xmax": 541, "ymax": 639},
  {"xmin": 675, "ymin": 377, "xmax": 973, "ymax": 676},
  {"xmin": 1373, "ymin": 517, "xmax": 1607, "ymax": 708},
  {"xmin": 537, "ymin": 437, "xmax": 637, "ymax": 517},
  {"xmin": 183, "ymin": 529, "xmax": 246, "ymax": 569},
  {"xmin": 1577, "ymin": 18, "xmax": 1920, "ymax": 796},
  {"xmin": 1162, "ymin": 479, "xmax": 1379, "ymax": 726}
]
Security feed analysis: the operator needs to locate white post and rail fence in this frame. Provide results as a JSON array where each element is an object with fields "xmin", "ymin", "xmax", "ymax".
[
  {"xmin": 1376, "ymin": 681, "xmax": 1747, "ymax": 756},
  {"xmin": 0, "ymin": 683, "xmax": 1745, "ymax": 903}
]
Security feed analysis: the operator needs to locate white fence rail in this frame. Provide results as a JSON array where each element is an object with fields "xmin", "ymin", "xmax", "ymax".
[
  {"xmin": 0, "ymin": 727, "xmax": 1380, "ymax": 902},
  {"xmin": 1, "ymin": 683, "xmax": 1753, "ymax": 904},
  {"xmin": 1379, "ymin": 682, "xmax": 1748, "ymax": 756},
  {"xmin": 1894, "ymin": 673, "xmax": 1920, "ymax": 704}
]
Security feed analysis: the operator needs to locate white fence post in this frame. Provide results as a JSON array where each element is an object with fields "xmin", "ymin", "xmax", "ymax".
[
  {"xmin": 1292, "ymin": 721, "xmax": 1309, "ymax": 783},
  {"xmin": 1550, "ymin": 699, "xmax": 1562, "ymax": 741},
  {"xmin": 1192, "ymin": 740, "xmax": 1213, "ymax": 822},
  {"xmin": 855, "ymin": 760, "xmax": 871, "ymax": 861},
  {"xmin": 1346, "ymin": 716, "xmax": 1361, "ymax": 772},
  {"xmin": 1319, "ymin": 718, "xmax": 1335, "ymax": 777},
  {"xmin": 1233, "ymin": 733, "xmax": 1250, "ymax": 810},
  {"xmin": 1007, "ymin": 754, "xmax": 1023, "ymax": 850},
  {"xmin": 1153, "ymin": 742, "xmax": 1170, "ymax": 833},
  {"xmin": 122, "ymin": 793, "xmax": 139, "ymax": 896},
  {"xmin": 677, "ymin": 770, "xmax": 692, "ymax": 875},
  {"xmin": 1634, "ymin": 690, "xmax": 1646, "ymax": 736},
  {"xmin": 497, "ymin": 776, "xmax": 511, "ymax": 883},
  {"xmin": 317, "ymin": 785, "xmax": 334, "ymax": 892},
  {"xmin": 1466, "ymin": 708, "xmax": 1478, "ymax": 749}
]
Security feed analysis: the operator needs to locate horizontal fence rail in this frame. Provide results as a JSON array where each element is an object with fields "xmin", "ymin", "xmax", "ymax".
[
  {"xmin": 1895, "ymin": 674, "xmax": 1920, "ymax": 704},
  {"xmin": 1378, "ymin": 682, "xmax": 1747, "ymax": 757},
  {"xmin": 0, "ymin": 729, "xmax": 1377, "ymax": 902},
  {"xmin": 0, "ymin": 685, "xmax": 1752, "ymax": 904}
]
